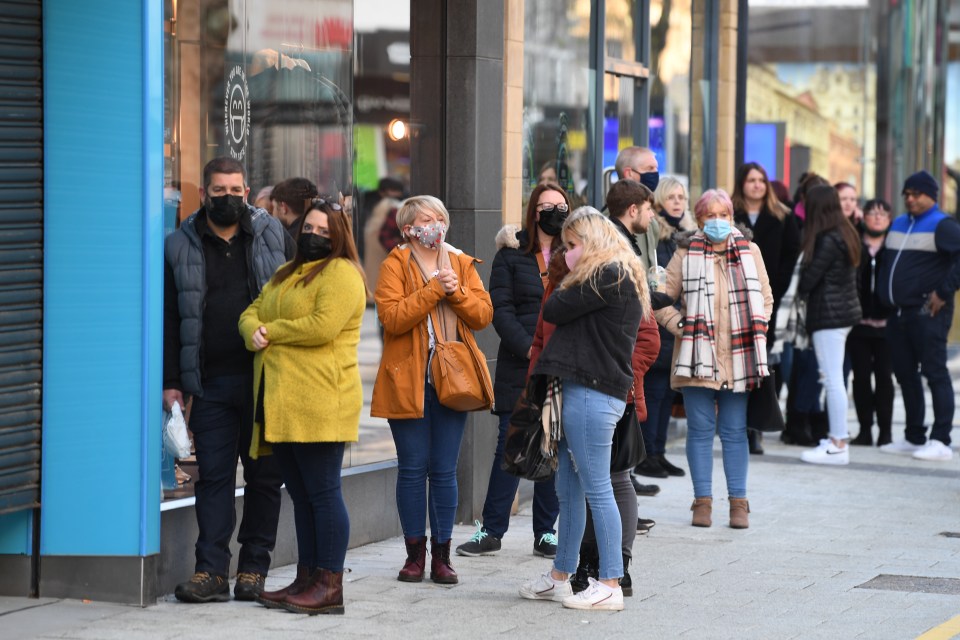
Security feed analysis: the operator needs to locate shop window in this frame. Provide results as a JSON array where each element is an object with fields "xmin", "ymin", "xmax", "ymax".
[
  {"xmin": 650, "ymin": 0, "xmax": 692, "ymax": 185},
  {"xmin": 162, "ymin": 0, "xmax": 401, "ymax": 500}
]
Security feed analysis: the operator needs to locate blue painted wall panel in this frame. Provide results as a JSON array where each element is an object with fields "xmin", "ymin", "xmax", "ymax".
[
  {"xmin": 0, "ymin": 511, "xmax": 32, "ymax": 555},
  {"xmin": 42, "ymin": 0, "xmax": 163, "ymax": 556}
]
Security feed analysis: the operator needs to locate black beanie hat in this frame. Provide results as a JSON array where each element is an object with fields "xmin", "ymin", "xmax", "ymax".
[{"xmin": 901, "ymin": 170, "xmax": 939, "ymax": 201}]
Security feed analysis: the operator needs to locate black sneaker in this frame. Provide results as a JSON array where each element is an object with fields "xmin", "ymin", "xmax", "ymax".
[
  {"xmin": 533, "ymin": 532, "xmax": 558, "ymax": 558},
  {"xmin": 233, "ymin": 571, "xmax": 265, "ymax": 601},
  {"xmin": 174, "ymin": 572, "xmax": 230, "ymax": 603},
  {"xmin": 455, "ymin": 520, "xmax": 502, "ymax": 556},
  {"xmin": 634, "ymin": 457, "xmax": 669, "ymax": 478},
  {"xmin": 658, "ymin": 455, "xmax": 686, "ymax": 477},
  {"xmin": 631, "ymin": 475, "xmax": 661, "ymax": 496},
  {"xmin": 637, "ymin": 517, "xmax": 656, "ymax": 534}
]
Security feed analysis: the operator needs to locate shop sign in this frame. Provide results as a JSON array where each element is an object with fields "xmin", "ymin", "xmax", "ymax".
[{"xmin": 224, "ymin": 65, "xmax": 250, "ymax": 160}]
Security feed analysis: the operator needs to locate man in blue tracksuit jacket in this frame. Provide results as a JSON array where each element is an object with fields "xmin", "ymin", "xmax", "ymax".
[{"xmin": 877, "ymin": 170, "xmax": 960, "ymax": 461}]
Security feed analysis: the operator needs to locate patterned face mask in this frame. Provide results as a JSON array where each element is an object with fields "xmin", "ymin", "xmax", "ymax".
[{"xmin": 408, "ymin": 221, "xmax": 447, "ymax": 250}]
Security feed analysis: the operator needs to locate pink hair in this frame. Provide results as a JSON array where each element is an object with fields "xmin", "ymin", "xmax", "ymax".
[{"xmin": 693, "ymin": 189, "xmax": 734, "ymax": 222}]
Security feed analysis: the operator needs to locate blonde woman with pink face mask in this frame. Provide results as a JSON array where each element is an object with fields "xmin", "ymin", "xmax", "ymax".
[{"xmin": 519, "ymin": 210, "xmax": 648, "ymax": 612}]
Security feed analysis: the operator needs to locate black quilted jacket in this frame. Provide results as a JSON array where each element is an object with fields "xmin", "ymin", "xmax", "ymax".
[
  {"xmin": 798, "ymin": 229, "xmax": 862, "ymax": 333},
  {"xmin": 489, "ymin": 226, "xmax": 547, "ymax": 414}
]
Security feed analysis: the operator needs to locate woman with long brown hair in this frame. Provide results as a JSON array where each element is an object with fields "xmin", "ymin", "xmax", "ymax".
[
  {"xmin": 239, "ymin": 198, "xmax": 367, "ymax": 615},
  {"xmin": 797, "ymin": 185, "xmax": 862, "ymax": 465}
]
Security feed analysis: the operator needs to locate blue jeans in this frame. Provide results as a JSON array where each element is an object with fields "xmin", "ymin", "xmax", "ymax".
[
  {"xmin": 681, "ymin": 386, "xmax": 749, "ymax": 499},
  {"xmin": 812, "ymin": 327, "xmax": 852, "ymax": 440},
  {"xmin": 481, "ymin": 413, "xmax": 559, "ymax": 539},
  {"xmin": 190, "ymin": 374, "xmax": 283, "ymax": 577},
  {"xmin": 640, "ymin": 368, "xmax": 675, "ymax": 456},
  {"xmin": 273, "ymin": 442, "xmax": 349, "ymax": 573},
  {"xmin": 389, "ymin": 383, "xmax": 468, "ymax": 542},
  {"xmin": 553, "ymin": 381, "xmax": 624, "ymax": 581},
  {"xmin": 887, "ymin": 306, "xmax": 955, "ymax": 445}
]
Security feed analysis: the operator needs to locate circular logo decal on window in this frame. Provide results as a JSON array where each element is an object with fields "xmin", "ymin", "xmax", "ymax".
[{"xmin": 224, "ymin": 65, "xmax": 250, "ymax": 160}]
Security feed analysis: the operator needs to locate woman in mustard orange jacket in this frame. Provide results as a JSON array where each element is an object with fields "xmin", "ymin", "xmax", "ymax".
[{"xmin": 371, "ymin": 195, "xmax": 493, "ymax": 585}]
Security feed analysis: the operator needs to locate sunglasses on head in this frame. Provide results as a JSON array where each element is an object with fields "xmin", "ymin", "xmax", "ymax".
[
  {"xmin": 537, "ymin": 203, "xmax": 569, "ymax": 214},
  {"xmin": 311, "ymin": 197, "xmax": 343, "ymax": 211}
]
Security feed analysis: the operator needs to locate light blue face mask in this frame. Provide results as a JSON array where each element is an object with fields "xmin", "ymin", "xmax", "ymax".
[{"xmin": 703, "ymin": 219, "xmax": 732, "ymax": 243}]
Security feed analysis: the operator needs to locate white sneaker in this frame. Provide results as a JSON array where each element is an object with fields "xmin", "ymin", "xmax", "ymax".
[
  {"xmin": 519, "ymin": 572, "xmax": 573, "ymax": 602},
  {"xmin": 561, "ymin": 577, "xmax": 624, "ymax": 611},
  {"xmin": 912, "ymin": 440, "xmax": 954, "ymax": 461},
  {"xmin": 800, "ymin": 439, "xmax": 849, "ymax": 465},
  {"xmin": 879, "ymin": 441, "xmax": 923, "ymax": 455}
]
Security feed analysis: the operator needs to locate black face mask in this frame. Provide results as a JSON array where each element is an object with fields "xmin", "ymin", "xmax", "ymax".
[
  {"xmin": 864, "ymin": 227, "xmax": 887, "ymax": 238},
  {"xmin": 298, "ymin": 233, "xmax": 333, "ymax": 261},
  {"xmin": 206, "ymin": 194, "xmax": 246, "ymax": 226},
  {"xmin": 537, "ymin": 210, "xmax": 567, "ymax": 237}
]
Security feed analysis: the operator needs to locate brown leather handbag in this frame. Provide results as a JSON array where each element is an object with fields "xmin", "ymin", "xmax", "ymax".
[{"xmin": 429, "ymin": 306, "xmax": 493, "ymax": 412}]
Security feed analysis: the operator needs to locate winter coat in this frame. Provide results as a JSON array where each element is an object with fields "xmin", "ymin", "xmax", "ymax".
[
  {"xmin": 239, "ymin": 258, "xmax": 366, "ymax": 458},
  {"xmin": 652, "ymin": 210, "xmax": 698, "ymax": 372},
  {"xmin": 489, "ymin": 225, "xmax": 548, "ymax": 414},
  {"xmin": 164, "ymin": 205, "xmax": 292, "ymax": 397},
  {"xmin": 797, "ymin": 229, "xmax": 862, "ymax": 333},
  {"xmin": 656, "ymin": 228, "xmax": 774, "ymax": 391},
  {"xmin": 733, "ymin": 207, "xmax": 801, "ymax": 303},
  {"xmin": 371, "ymin": 243, "xmax": 493, "ymax": 419},
  {"xmin": 532, "ymin": 265, "xmax": 643, "ymax": 401}
]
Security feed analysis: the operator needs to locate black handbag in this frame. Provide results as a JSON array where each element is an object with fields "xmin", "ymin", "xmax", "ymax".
[
  {"xmin": 501, "ymin": 376, "xmax": 557, "ymax": 482},
  {"xmin": 610, "ymin": 402, "xmax": 646, "ymax": 472},
  {"xmin": 746, "ymin": 374, "xmax": 785, "ymax": 432}
]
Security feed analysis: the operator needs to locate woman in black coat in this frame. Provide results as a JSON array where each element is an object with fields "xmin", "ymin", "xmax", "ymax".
[
  {"xmin": 454, "ymin": 184, "xmax": 566, "ymax": 558},
  {"xmin": 732, "ymin": 162, "xmax": 800, "ymax": 452},
  {"xmin": 797, "ymin": 185, "xmax": 862, "ymax": 466}
]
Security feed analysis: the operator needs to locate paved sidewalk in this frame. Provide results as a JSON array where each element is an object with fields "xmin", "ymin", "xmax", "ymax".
[{"xmin": 3, "ymin": 351, "xmax": 960, "ymax": 639}]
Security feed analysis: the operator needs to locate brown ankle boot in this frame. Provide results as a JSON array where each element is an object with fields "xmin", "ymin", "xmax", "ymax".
[
  {"xmin": 691, "ymin": 497, "xmax": 712, "ymax": 527},
  {"xmin": 430, "ymin": 537, "xmax": 458, "ymax": 584},
  {"xmin": 729, "ymin": 498, "xmax": 750, "ymax": 529},
  {"xmin": 280, "ymin": 568, "xmax": 344, "ymax": 615},
  {"xmin": 256, "ymin": 564, "xmax": 312, "ymax": 609},
  {"xmin": 398, "ymin": 536, "xmax": 427, "ymax": 582}
]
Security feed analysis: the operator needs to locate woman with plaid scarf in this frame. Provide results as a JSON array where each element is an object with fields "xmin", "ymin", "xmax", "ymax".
[{"xmin": 656, "ymin": 189, "xmax": 774, "ymax": 529}]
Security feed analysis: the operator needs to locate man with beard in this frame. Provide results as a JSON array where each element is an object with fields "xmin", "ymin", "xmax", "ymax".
[{"xmin": 164, "ymin": 157, "xmax": 295, "ymax": 602}]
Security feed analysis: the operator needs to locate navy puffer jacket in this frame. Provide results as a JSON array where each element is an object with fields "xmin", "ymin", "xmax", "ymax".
[
  {"xmin": 798, "ymin": 229, "xmax": 862, "ymax": 333},
  {"xmin": 489, "ymin": 225, "xmax": 548, "ymax": 414}
]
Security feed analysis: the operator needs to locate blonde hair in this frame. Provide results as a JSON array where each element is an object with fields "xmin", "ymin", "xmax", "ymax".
[
  {"xmin": 653, "ymin": 177, "xmax": 688, "ymax": 213},
  {"xmin": 559, "ymin": 208, "xmax": 650, "ymax": 319},
  {"xmin": 396, "ymin": 195, "xmax": 451, "ymax": 240}
]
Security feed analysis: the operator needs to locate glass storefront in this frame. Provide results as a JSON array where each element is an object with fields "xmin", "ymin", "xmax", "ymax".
[
  {"xmin": 650, "ymin": 0, "xmax": 692, "ymax": 184},
  {"xmin": 162, "ymin": 0, "xmax": 399, "ymax": 500}
]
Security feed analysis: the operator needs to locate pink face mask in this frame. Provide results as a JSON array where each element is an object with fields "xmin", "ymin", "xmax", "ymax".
[{"xmin": 564, "ymin": 244, "xmax": 584, "ymax": 271}]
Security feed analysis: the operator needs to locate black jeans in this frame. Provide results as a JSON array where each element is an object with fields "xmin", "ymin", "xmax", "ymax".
[
  {"xmin": 887, "ymin": 306, "xmax": 955, "ymax": 445},
  {"xmin": 846, "ymin": 326, "xmax": 893, "ymax": 437},
  {"xmin": 190, "ymin": 374, "xmax": 283, "ymax": 577},
  {"xmin": 273, "ymin": 442, "xmax": 349, "ymax": 573},
  {"xmin": 480, "ymin": 413, "xmax": 558, "ymax": 540}
]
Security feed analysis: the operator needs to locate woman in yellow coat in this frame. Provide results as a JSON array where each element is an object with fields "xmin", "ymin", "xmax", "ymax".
[{"xmin": 238, "ymin": 198, "xmax": 366, "ymax": 616}]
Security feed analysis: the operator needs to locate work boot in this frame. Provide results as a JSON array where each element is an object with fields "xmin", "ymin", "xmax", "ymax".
[
  {"xmin": 620, "ymin": 554, "xmax": 633, "ymax": 597},
  {"xmin": 570, "ymin": 541, "xmax": 598, "ymax": 593},
  {"xmin": 281, "ymin": 569, "xmax": 344, "ymax": 615},
  {"xmin": 256, "ymin": 565, "xmax": 312, "ymax": 609},
  {"xmin": 691, "ymin": 497, "xmax": 712, "ymax": 527},
  {"xmin": 729, "ymin": 498, "xmax": 750, "ymax": 529},
  {"xmin": 174, "ymin": 571, "xmax": 230, "ymax": 603},
  {"xmin": 430, "ymin": 538, "xmax": 458, "ymax": 584},
  {"xmin": 398, "ymin": 536, "xmax": 427, "ymax": 583},
  {"xmin": 233, "ymin": 571, "xmax": 265, "ymax": 602}
]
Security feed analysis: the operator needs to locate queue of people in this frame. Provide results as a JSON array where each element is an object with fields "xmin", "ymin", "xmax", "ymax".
[{"xmin": 163, "ymin": 156, "xmax": 959, "ymax": 616}]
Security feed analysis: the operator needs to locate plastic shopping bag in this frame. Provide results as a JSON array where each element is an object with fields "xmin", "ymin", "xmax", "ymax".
[{"xmin": 163, "ymin": 402, "xmax": 192, "ymax": 459}]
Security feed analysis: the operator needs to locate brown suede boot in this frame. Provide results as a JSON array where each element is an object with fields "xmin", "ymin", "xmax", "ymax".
[
  {"xmin": 398, "ymin": 536, "xmax": 427, "ymax": 582},
  {"xmin": 691, "ymin": 497, "xmax": 713, "ymax": 527},
  {"xmin": 430, "ymin": 537, "xmax": 459, "ymax": 584},
  {"xmin": 729, "ymin": 498, "xmax": 750, "ymax": 529},
  {"xmin": 256, "ymin": 564, "xmax": 312, "ymax": 609},
  {"xmin": 281, "ymin": 568, "xmax": 344, "ymax": 615}
]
